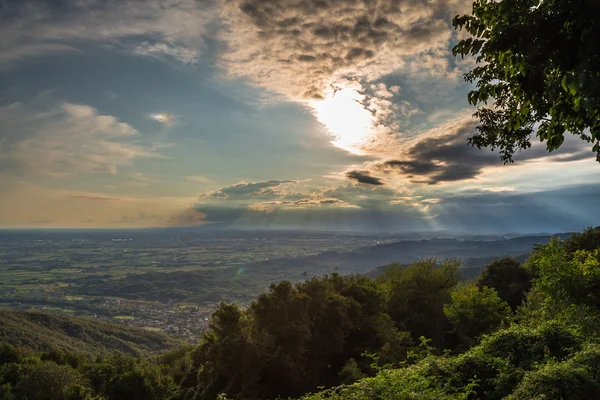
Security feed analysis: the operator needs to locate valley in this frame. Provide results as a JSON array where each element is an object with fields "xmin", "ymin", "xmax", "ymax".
[{"xmin": 0, "ymin": 228, "xmax": 565, "ymax": 342}]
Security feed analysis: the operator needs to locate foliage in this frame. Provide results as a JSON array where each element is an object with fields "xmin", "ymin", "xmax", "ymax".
[
  {"xmin": 379, "ymin": 260, "xmax": 462, "ymax": 350},
  {"xmin": 564, "ymin": 226, "xmax": 600, "ymax": 255},
  {"xmin": 193, "ymin": 273, "xmax": 414, "ymax": 399},
  {"xmin": 0, "ymin": 346, "xmax": 179, "ymax": 400},
  {"xmin": 338, "ymin": 358, "xmax": 364, "ymax": 385},
  {"xmin": 476, "ymin": 257, "xmax": 531, "ymax": 310},
  {"xmin": 518, "ymin": 238, "xmax": 600, "ymax": 335},
  {"xmin": 2, "ymin": 229, "xmax": 600, "ymax": 400},
  {"xmin": 506, "ymin": 344, "xmax": 600, "ymax": 399},
  {"xmin": 303, "ymin": 231, "xmax": 600, "ymax": 400},
  {"xmin": 444, "ymin": 284, "xmax": 511, "ymax": 347},
  {"xmin": 14, "ymin": 362, "xmax": 86, "ymax": 400},
  {"xmin": 452, "ymin": 0, "xmax": 600, "ymax": 162},
  {"xmin": 0, "ymin": 310, "xmax": 179, "ymax": 356}
]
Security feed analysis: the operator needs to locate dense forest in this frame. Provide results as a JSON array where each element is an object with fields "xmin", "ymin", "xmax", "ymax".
[
  {"xmin": 1, "ymin": 227, "xmax": 599, "ymax": 399},
  {"xmin": 0, "ymin": 311, "xmax": 179, "ymax": 356}
]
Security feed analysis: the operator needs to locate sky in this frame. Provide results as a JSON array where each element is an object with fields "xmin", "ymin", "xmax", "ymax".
[{"xmin": 0, "ymin": 0, "xmax": 599, "ymax": 233}]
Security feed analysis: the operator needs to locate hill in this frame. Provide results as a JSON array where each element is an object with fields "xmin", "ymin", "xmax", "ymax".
[
  {"xmin": 246, "ymin": 234, "xmax": 562, "ymax": 280},
  {"xmin": 0, "ymin": 310, "xmax": 180, "ymax": 355},
  {"xmin": 366, "ymin": 253, "xmax": 531, "ymax": 280},
  {"xmin": 0, "ymin": 228, "xmax": 598, "ymax": 400}
]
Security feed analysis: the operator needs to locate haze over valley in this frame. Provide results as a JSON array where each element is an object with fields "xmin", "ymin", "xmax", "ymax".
[{"xmin": 0, "ymin": 228, "xmax": 572, "ymax": 341}]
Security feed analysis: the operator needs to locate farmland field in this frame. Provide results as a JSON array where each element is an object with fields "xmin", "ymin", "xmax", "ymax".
[
  {"xmin": 0, "ymin": 228, "xmax": 391, "ymax": 340},
  {"xmin": 0, "ymin": 228, "xmax": 560, "ymax": 341}
]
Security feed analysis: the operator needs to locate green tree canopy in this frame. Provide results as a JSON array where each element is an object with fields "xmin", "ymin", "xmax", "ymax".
[
  {"xmin": 477, "ymin": 257, "xmax": 532, "ymax": 310},
  {"xmin": 444, "ymin": 284, "xmax": 511, "ymax": 346},
  {"xmin": 453, "ymin": 0, "xmax": 600, "ymax": 162},
  {"xmin": 15, "ymin": 362, "xmax": 85, "ymax": 400},
  {"xmin": 379, "ymin": 260, "xmax": 462, "ymax": 350}
]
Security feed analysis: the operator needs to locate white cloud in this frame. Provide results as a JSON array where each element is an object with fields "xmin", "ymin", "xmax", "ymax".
[
  {"xmin": 481, "ymin": 187, "xmax": 517, "ymax": 193},
  {"xmin": 215, "ymin": 0, "xmax": 472, "ymax": 156},
  {"xmin": 133, "ymin": 42, "xmax": 200, "ymax": 65},
  {"xmin": 186, "ymin": 175, "xmax": 213, "ymax": 184},
  {"xmin": 0, "ymin": 100, "xmax": 164, "ymax": 178},
  {"xmin": 0, "ymin": 0, "xmax": 215, "ymax": 68},
  {"xmin": 218, "ymin": 0, "xmax": 470, "ymax": 100}
]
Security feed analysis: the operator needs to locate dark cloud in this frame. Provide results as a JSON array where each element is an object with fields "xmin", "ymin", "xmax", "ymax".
[
  {"xmin": 373, "ymin": 117, "xmax": 596, "ymax": 184},
  {"xmin": 316, "ymin": 184, "xmax": 407, "ymax": 210},
  {"xmin": 345, "ymin": 170, "xmax": 384, "ymax": 186},
  {"xmin": 432, "ymin": 184, "xmax": 600, "ymax": 233},
  {"xmin": 197, "ymin": 180, "xmax": 407, "ymax": 215},
  {"xmin": 192, "ymin": 184, "xmax": 600, "ymax": 233},
  {"xmin": 116, "ymin": 209, "xmax": 208, "ymax": 227}
]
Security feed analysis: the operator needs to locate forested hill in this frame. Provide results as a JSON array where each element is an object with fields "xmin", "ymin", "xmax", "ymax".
[
  {"xmin": 246, "ymin": 233, "xmax": 569, "ymax": 278},
  {"xmin": 0, "ymin": 310, "xmax": 179, "ymax": 355},
  {"xmin": 0, "ymin": 228, "xmax": 599, "ymax": 400}
]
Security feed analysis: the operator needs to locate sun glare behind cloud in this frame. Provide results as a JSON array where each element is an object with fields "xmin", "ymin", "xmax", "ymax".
[
  {"xmin": 150, "ymin": 113, "xmax": 174, "ymax": 124},
  {"xmin": 311, "ymin": 87, "xmax": 374, "ymax": 154}
]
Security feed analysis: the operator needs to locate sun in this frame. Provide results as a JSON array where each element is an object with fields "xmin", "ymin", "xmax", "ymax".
[{"xmin": 311, "ymin": 87, "xmax": 374, "ymax": 154}]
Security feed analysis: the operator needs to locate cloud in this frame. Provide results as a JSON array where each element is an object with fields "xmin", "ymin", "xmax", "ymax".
[
  {"xmin": 482, "ymin": 187, "xmax": 517, "ymax": 193},
  {"xmin": 197, "ymin": 179, "xmax": 413, "ymax": 215},
  {"xmin": 318, "ymin": 184, "xmax": 413, "ymax": 210},
  {"xmin": 0, "ymin": 43, "xmax": 79, "ymax": 69},
  {"xmin": 116, "ymin": 208, "xmax": 208, "ymax": 227},
  {"xmin": 0, "ymin": 0, "xmax": 215, "ymax": 69},
  {"xmin": 248, "ymin": 194, "xmax": 359, "ymax": 211},
  {"xmin": 190, "ymin": 183, "xmax": 600, "ymax": 233},
  {"xmin": 121, "ymin": 172, "xmax": 160, "ymax": 187},
  {"xmin": 199, "ymin": 179, "xmax": 296, "ymax": 200},
  {"xmin": 218, "ymin": 0, "xmax": 470, "ymax": 100},
  {"xmin": 149, "ymin": 113, "xmax": 176, "ymax": 125},
  {"xmin": 133, "ymin": 42, "xmax": 199, "ymax": 65},
  {"xmin": 216, "ymin": 0, "xmax": 476, "ymax": 157},
  {"xmin": 186, "ymin": 175, "xmax": 213, "ymax": 184},
  {"xmin": 0, "ymin": 100, "xmax": 164, "ymax": 178},
  {"xmin": 345, "ymin": 170, "xmax": 384, "ymax": 186},
  {"xmin": 67, "ymin": 193, "xmax": 127, "ymax": 202},
  {"xmin": 167, "ymin": 208, "xmax": 209, "ymax": 226},
  {"xmin": 369, "ymin": 114, "xmax": 596, "ymax": 185}
]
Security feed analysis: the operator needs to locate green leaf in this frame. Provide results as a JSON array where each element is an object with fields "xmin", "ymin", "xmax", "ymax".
[{"xmin": 561, "ymin": 75, "xmax": 569, "ymax": 93}]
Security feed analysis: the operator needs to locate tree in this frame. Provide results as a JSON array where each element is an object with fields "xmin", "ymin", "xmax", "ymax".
[
  {"xmin": 564, "ymin": 226, "xmax": 600, "ymax": 255},
  {"xmin": 338, "ymin": 358, "xmax": 364, "ymax": 385},
  {"xmin": 532, "ymin": 240, "xmax": 600, "ymax": 311},
  {"xmin": 379, "ymin": 260, "xmax": 462, "ymax": 350},
  {"xmin": 477, "ymin": 257, "xmax": 532, "ymax": 310},
  {"xmin": 452, "ymin": 0, "xmax": 600, "ymax": 162},
  {"xmin": 194, "ymin": 303, "xmax": 259, "ymax": 400},
  {"xmin": 444, "ymin": 284, "xmax": 511, "ymax": 346},
  {"xmin": 15, "ymin": 362, "xmax": 85, "ymax": 400}
]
